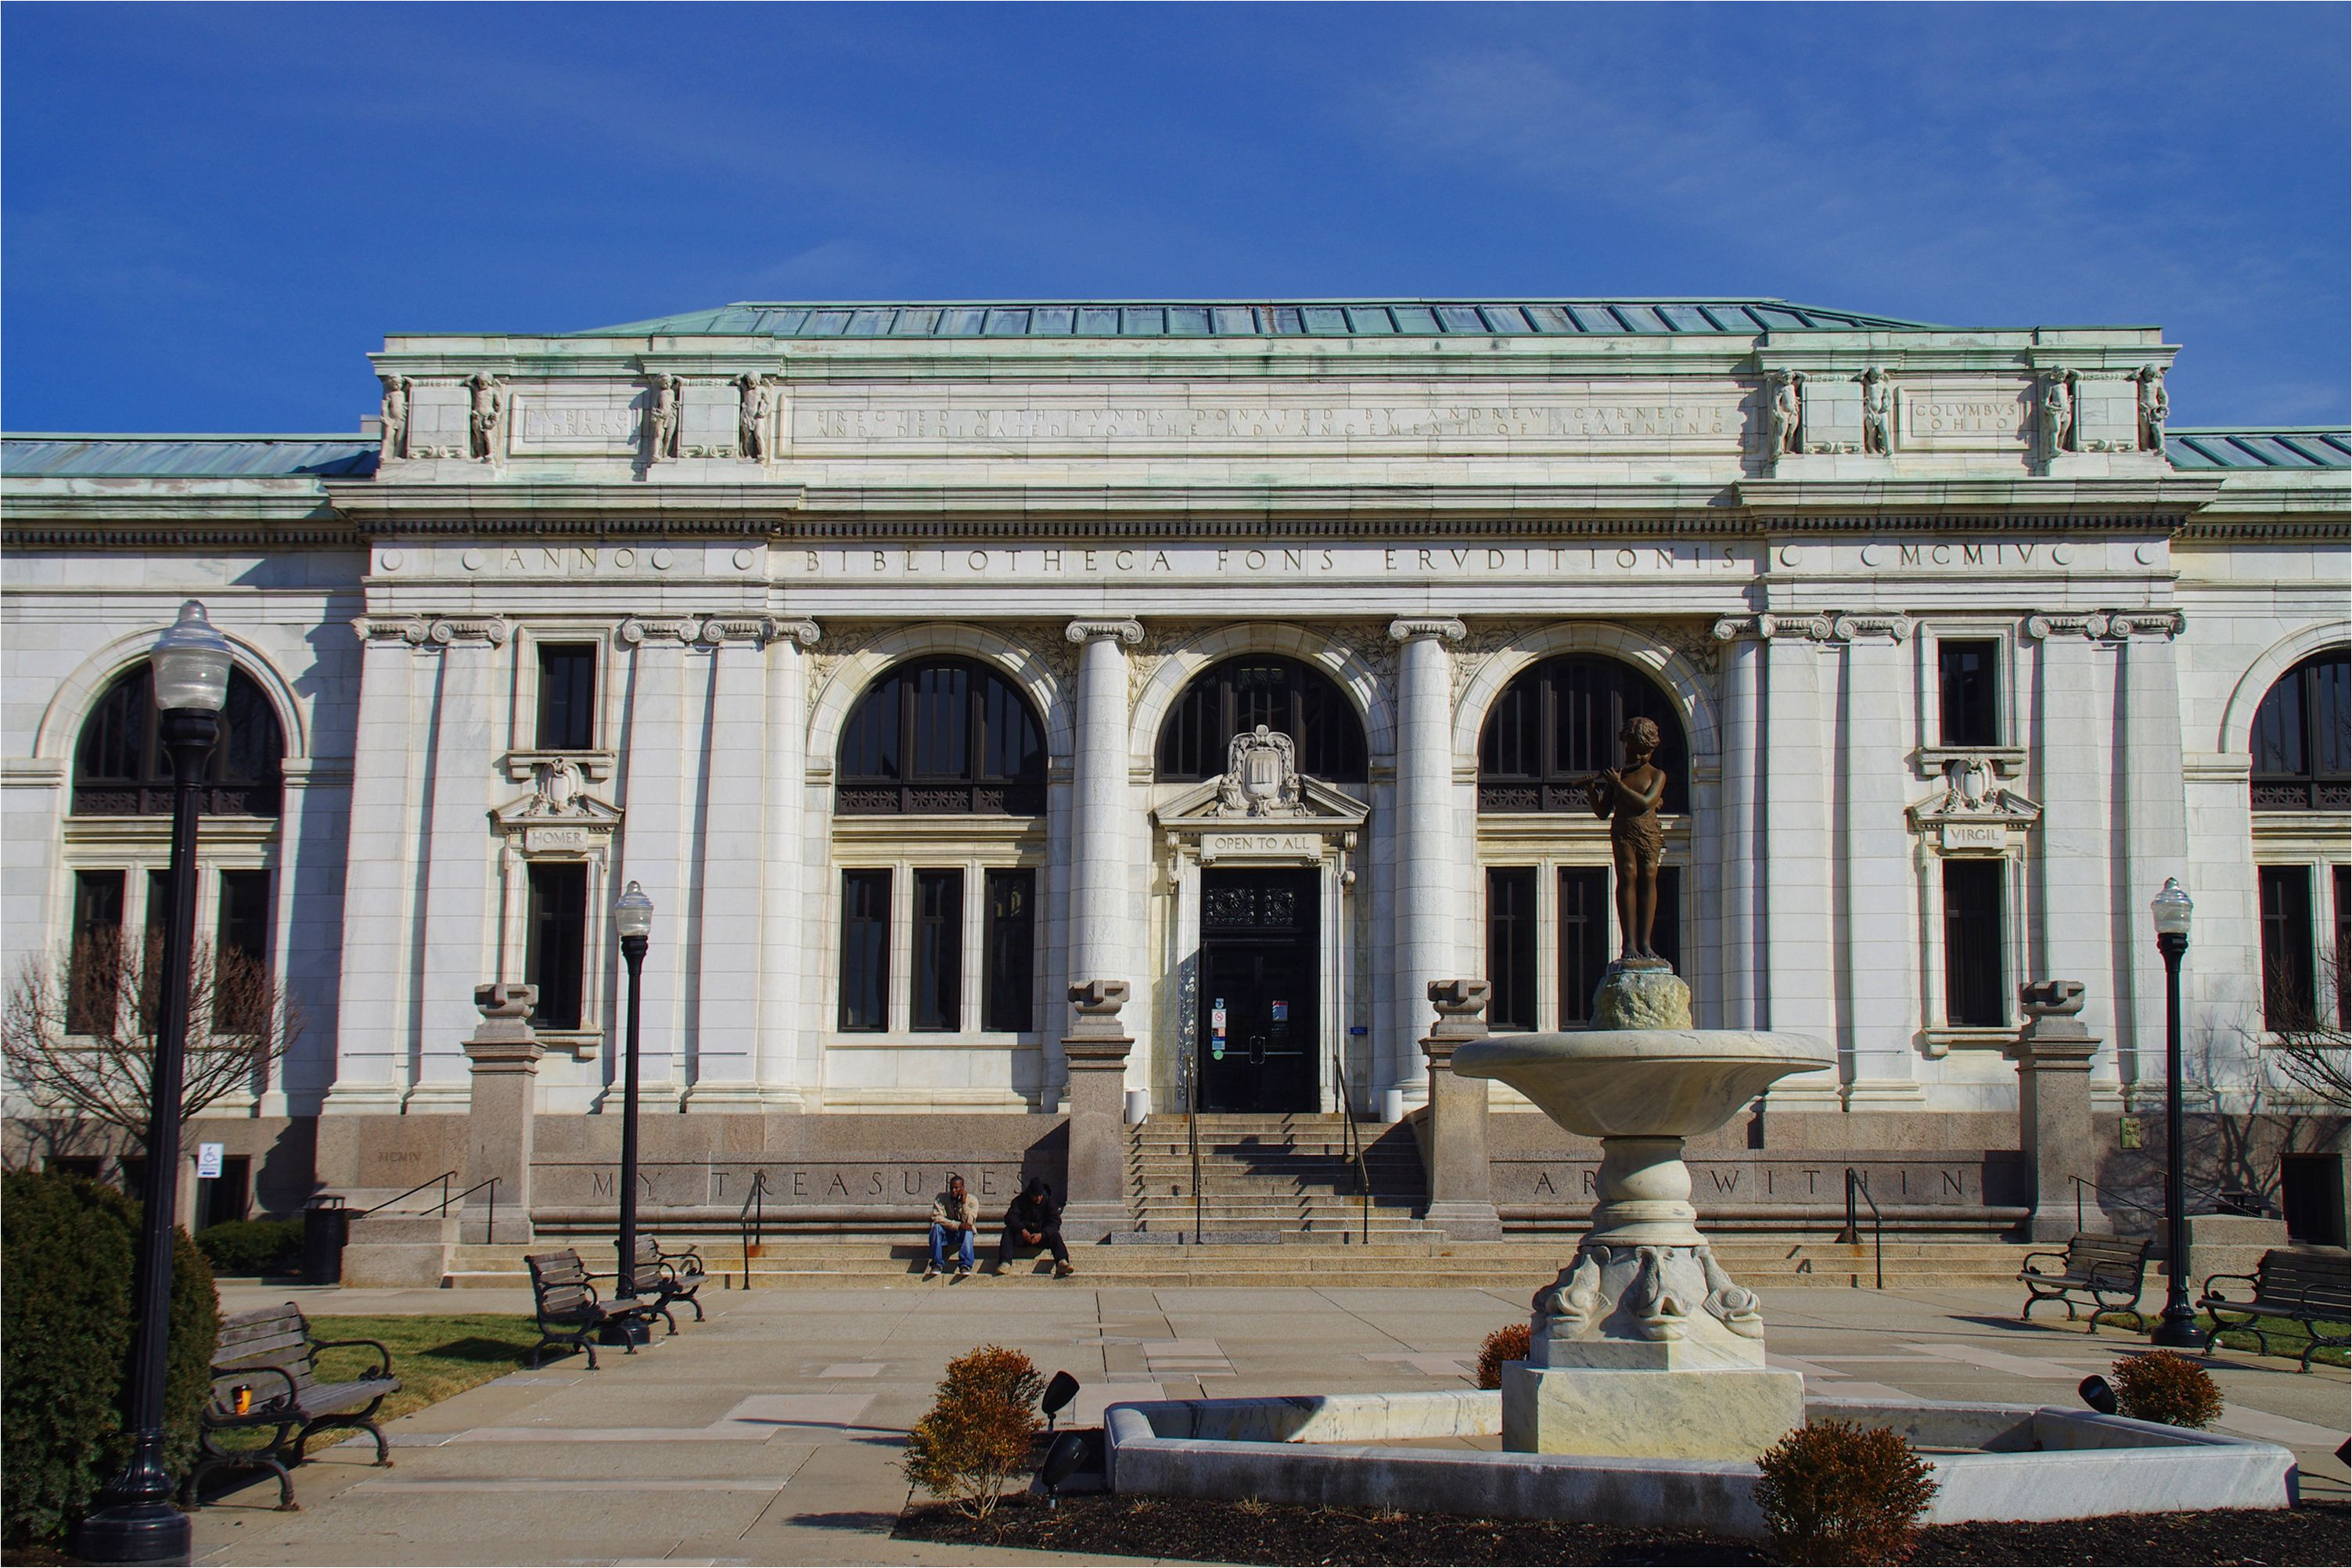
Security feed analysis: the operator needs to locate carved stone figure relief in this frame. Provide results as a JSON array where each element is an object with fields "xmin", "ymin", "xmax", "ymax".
[
  {"xmin": 648, "ymin": 373, "xmax": 680, "ymax": 461},
  {"xmin": 2137, "ymin": 365, "xmax": 2168, "ymax": 454},
  {"xmin": 1861, "ymin": 368, "xmax": 1896, "ymax": 456},
  {"xmin": 2040, "ymin": 370, "xmax": 2076, "ymax": 455},
  {"xmin": 738, "ymin": 373, "xmax": 775, "ymax": 462},
  {"xmin": 377, "ymin": 375, "xmax": 409, "ymax": 462},
  {"xmin": 467, "ymin": 373, "xmax": 507, "ymax": 463},
  {"xmin": 1767, "ymin": 369, "xmax": 1804, "ymax": 457}
]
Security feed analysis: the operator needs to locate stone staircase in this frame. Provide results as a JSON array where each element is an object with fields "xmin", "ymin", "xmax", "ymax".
[
  {"xmin": 436, "ymin": 1234, "xmax": 2037, "ymax": 1289},
  {"xmin": 1124, "ymin": 1113, "xmax": 1437, "ymax": 1241}
]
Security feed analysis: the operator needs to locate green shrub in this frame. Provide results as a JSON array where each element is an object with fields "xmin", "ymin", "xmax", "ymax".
[
  {"xmin": 1, "ymin": 1170, "xmax": 221, "ymax": 1548},
  {"xmin": 1753, "ymin": 1418, "xmax": 1940, "ymax": 1566},
  {"xmin": 196, "ymin": 1216, "xmax": 303, "ymax": 1275},
  {"xmin": 901, "ymin": 1343, "xmax": 1045, "ymax": 1519},
  {"xmin": 1476, "ymin": 1322, "xmax": 1531, "ymax": 1390},
  {"xmin": 2109, "ymin": 1350, "xmax": 2221, "ymax": 1430}
]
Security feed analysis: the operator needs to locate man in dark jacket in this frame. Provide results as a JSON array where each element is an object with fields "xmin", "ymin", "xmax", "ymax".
[{"xmin": 995, "ymin": 1178, "xmax": 1074, "ymax": 1277}]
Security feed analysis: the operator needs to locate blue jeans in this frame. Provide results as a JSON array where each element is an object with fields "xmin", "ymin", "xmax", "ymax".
[{"xmin": 929, "ymin": 1222, "xmax": 974, "ymax": 1270}]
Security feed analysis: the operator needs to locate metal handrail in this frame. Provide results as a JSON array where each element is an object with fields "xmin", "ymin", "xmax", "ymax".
[
  {"xmin": 448, "ymin": 1176, "xmax": 498, "ymax": 1241},
  {"xmin": 1186, "ymin": 1057, "xmax": 1204, "ymax": 1245},
  {"xmin": 1840, "ymin": 1167, "xmax": 1884, "ymax": 1290},
  {"xmin": 737, "ymin": 1171, "xmax": 769, "ymax": 1289},
  {"xmin": 1331, "ymin": 1041, "xmax": 1371, "ymax": 1246},
  {"xmin": 360, "ymin": 1169, "xmax": 459, "ymax": 1218}
]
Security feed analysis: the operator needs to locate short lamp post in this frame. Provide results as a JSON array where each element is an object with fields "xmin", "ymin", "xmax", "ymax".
[
  {"xmin": 2149, "ymin": 876, "xmax": 2202, "ymax": 1349},
  {"xmin": 607, "ymin": 881, "xmax": 654, "ymax": 1346},
  {"xmin": 72, "ymin": 601, "xmax": 232, "ymax": 1566}
]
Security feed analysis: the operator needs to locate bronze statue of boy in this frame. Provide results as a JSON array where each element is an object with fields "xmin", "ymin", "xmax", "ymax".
[{"xmin": 1588, "ymin": 715, "xmax": 1669, "ymax": 969}]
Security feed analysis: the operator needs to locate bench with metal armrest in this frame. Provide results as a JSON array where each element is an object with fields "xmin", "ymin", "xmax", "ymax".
[
  {"xmin": 527, "ymin": 1248, "xmax": 667, "ymax": 1370},
  {"xmin": 2197, "ymin": 1248, "xmax": 2352, "ymax": 1372},
  {"xmin": 188, "ymin": 1304, "xmax": 401, "ymax": 1510},
  {"xmin": 2018, "ymin": 1233, "xmax": 2152, "ymax": 1331}
]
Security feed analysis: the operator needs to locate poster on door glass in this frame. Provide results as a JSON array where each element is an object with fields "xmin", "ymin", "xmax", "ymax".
[{"xmin": 1270, "ymin": 1001, "xmax": 1288, "ymax": 1021}]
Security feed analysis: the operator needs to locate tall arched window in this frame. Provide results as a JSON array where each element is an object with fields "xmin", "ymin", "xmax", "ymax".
[
  {"xmin": 2250, "ymin": 647, "xmax": 2350, "ymax": 811},
  {"xmin": 72, "ymin": 666, "xmax": 285, "ymax": 817},
  {"xmin": 1476, "ymin": 654, "xmax": 1688, "ymax": 813},
  {"xmin": 836, "ymin": 658, "xmax": 1046, "ymax": 815},
  {"xmin": 1156, "ymin": 655, "xmax": 1367, "ymax": 782}
]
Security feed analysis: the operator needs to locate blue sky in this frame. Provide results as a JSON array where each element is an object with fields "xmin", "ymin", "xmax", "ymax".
[{"xmin": 4, "ymin": 2, "xmax": 2345, "ymax": 433}]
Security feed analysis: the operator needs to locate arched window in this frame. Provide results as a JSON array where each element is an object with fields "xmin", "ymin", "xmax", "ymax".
[
  {"xmin": 1477, "ymin": 654, "xmax": 1688, "ymax": 813},
  {"xmin": 72, "ymin": 666, "xmax": 285, "ymax": 817},
  {"xmin": 836, "ymin": 658, "xmax": 1045, "ymax": 815},
  {"xmin": 1156, "ymin": 655, "xmax": 1367, "ymax": 783},
  {"xmin": 2250, "ymin": 648, "xmax": 2350, "ymax": 811}
]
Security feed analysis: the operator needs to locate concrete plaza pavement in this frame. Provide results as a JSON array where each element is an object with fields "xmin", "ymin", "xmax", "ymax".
[{"xmin": 197, "ymin": 1275, "xmax": 2351, "ymax": 1566}]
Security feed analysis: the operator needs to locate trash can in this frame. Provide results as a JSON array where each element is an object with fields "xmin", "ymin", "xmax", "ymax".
[{"xmin": 301, "ymin": 1198, "xmax": 350, "ymax": 1286}]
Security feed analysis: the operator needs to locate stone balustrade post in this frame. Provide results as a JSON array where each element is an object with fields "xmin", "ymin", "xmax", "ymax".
[
  {"xmin": 1419, "ymin": 979, "xmax": 1501, "ymax": 1239},
  {"xmin": 2009, "ymin": 980, "xmax": 2108, "ymax": 1242},
  {"xmin": 462, "ymin": 982, "xmax": 545, "ymax": 1243},
  {"xmin": 1059, "ymin": 980, "xmax": 1134, "ymax": 1241}
]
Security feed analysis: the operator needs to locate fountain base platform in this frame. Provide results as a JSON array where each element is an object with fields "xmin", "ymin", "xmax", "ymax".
[{"xmin": 1502, "ymin": 1365, "xmax": 1804, "ymax": 1459}]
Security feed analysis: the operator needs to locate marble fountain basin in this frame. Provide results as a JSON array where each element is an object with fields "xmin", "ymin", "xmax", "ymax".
[
  {"xmin": 1101, "ymin": 1390, "xmax": 2298, "ymax": 1535},
  {"xmin": 1450, "ymin": 1028, "xmax": 1836, "ymax": 1138}
]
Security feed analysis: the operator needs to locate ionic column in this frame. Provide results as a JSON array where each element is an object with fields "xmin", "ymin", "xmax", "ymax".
[
  {"xmin": 757, "ymin": 620, "xmax": 819, "ymax": 1107},
  {"xmin": 2026, "ymin": 616, "xmax": 2118, "ymax": 1088},
  {"xmin": 410, "ymin": 617, "xmax": 509, "ymax": 1109},
  {"xmin": 686, "ymin": 617, "xmax": 772, "ymax": 1107},
  {"xmin": 327, "ymin": 617, "xmax": 430, "ymax": 1108},
  {"xmin": 1834, "ymin": 616, "xmax": 1921, "ymax": 1103},
  {"xmin": 617, "ymin": 617, "xmax": 696, "ymax": 1103},
  {"xmin": 1387, "ymin": 616, "xmax": 1466, "ymax": 1103},
  {"xmin": 2118, "ymin": 613, "xmax": 2190, "ymax": 1098},
  {"xmin": 269, "ymin": 757, "xmax": 346, "ymax": 1115},
  {"xmin": 1712, "ymin": 619, "xmax": 1766, "ymax": 1029},
  {"xmin": 1063, "ymin": 619, "xmax": 1142, "ymax": 1017},
  {"xmin": 1762, "ymin": 617, "xmax": 1837, "ymax": 1101}
]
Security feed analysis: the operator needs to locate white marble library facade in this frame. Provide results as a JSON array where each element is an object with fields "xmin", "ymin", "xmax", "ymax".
[{"xmin": 3, "ymin": 298, "xmax": 2346, "ymax": 1235}]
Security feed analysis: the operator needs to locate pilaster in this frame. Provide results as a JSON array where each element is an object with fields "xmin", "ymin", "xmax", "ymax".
[
  {"xmin": 1386, "ymin": 615, "xmax": 1466, "ymax": 1102},
  {"xmin": 1760, "ymin": 616, "xmax": 1837, "ymax": 1102},
  {"xmin": 756, "ymin": 619, "xmax": 819, "ymax": 1108},
  {"xmin": 410, "ymin": 616, "xmax": 509, "ymax": 1110},
  {"xmin": 1836, "ymin": 617, "xmax": 1923, "ymax": 1105},
  {"xmin": 2025, "ymin": 614, "xmax": 2120, "ymax": 1095},
  {"xmin": 616, "ymin": 616, "xmax": 696, "ymax": 1105},
  {"xmin": 1710, "ymin": 620, "xmax": 1765, "ymax": 1030},
  {"xmin": 685, "ymin": 616, "xmax": 772, "ymax": 1108},
  {"xmin": 1064, "ymin": 619, "xmax": 1142, "ymax": 1059},
  {"xmin": 326, "ymin": 617, "xmax": 427, "ymax": 1109}
]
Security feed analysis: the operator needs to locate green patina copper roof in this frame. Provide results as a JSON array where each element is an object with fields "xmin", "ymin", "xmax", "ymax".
[
  {"xmin": 2162, "ymin": 428, "xmax": 2350, "ymax": 470},
  {"xmin": 1, "ymin": 435, "xmax": 378, "ymax": 479},
  {"xmin": 571, "ymin": 297, "xmax": 1940, "ymax": 340}
]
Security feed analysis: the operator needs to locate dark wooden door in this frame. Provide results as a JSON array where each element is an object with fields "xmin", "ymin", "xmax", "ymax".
[{"xmin": 1198, "ymin": 870, "xmax": 1319, "ymax": 1113}]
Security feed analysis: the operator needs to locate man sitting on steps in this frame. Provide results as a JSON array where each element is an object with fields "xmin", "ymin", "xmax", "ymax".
[
  {"xmin": 924, "ymin": 1173, "xmax": 978, "ymax": 1278},
  {"xmin": 994, "ymin": 1177, "xmax": 1075, "ymax": 1278}
]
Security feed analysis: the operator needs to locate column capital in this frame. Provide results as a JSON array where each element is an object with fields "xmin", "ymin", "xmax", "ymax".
[
  {"xmin": 620, "ymin": 615, "xmax": 700, "ymax": 646},
  {"xmin": 698, "ymin": 616, "xmax": 774, "ymax": 646},
  {"xmin": 771, "ymin": 617, "xmax": 821, "ymax": 649},
  {"xmin": 2023, "ymin": 609, "xmax": 2184, "ymax": 642},
  {"xmin": 354, "ymin": 613, "xmax": 432, "ymax": 646},
  {"xmin": 428, "ymin": 615, "xmax": 510, "ymax": 648},
  {"xmin": 1065, "ymin": 617, "xmax": 1143, "ymax": 646},
  {"xmin": 1386, "ymin": 616, "xmax": 1466, "ymax": 644}
]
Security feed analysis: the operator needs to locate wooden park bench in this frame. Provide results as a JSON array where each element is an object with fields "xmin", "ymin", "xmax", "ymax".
[
  {"xmin": 2018, "ymin": 1233, "xmax": 2152, "ymax": 1331},
  {"xmin": 186, "ymin": 1304, "xmax": 399, "ymax": 1510},
  {"xmin": 632, "ymin": 1234, "xmax": 707, "ymax": 1324},
  {"xmin": 2198, "ymin": 1248, "xmax": 2352, "ymax": 1372},
  {"xmin": 526, "ymin": 1249, "xmax": 667, "ymax": 1370}
]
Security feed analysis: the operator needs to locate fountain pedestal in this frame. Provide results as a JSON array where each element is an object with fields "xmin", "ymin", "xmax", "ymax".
[{"xmin": 1455, "ymin": 967, "xmax": 1832, "ymax": 1461}]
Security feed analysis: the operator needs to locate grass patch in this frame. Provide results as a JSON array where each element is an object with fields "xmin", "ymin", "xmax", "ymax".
[
  {"xmin": 2199, "ymin": 1311, "xmax": 2349, "ymax": 1368},
  {"xmin": 307, "ymin": 1314, "xmax": 544, "ymax": 1425}
]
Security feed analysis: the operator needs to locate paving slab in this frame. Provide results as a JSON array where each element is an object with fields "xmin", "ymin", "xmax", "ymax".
[{"xmin": 191, "ymin": 1280, "xmax": 2349, "ymax": 1566}]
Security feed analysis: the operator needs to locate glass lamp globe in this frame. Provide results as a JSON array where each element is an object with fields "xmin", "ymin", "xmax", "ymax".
[
  {"xmin": 614, "ymin": 881, "xmax": 654, "ymax": 939},
  {"xmin": 149, "ymin": 600, "xmax": 233, "ymax": 714},
  {"xmin": 2149, "ymin": 877, "xmax": 2193, "ymax": 940}
]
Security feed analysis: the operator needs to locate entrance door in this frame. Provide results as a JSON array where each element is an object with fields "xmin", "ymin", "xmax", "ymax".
[{"xmin": 1198, "ymin": 869, "xmax": 1319, "ymax": 1113}]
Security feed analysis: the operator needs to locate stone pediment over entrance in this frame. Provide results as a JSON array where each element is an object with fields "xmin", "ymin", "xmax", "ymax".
[{"xmin": 1156, "ymin": 730, "xmax": 1367, "ymax": 866}]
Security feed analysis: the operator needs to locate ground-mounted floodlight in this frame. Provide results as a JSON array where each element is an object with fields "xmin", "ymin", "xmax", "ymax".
[
  {"xmin": 1042, "ymin": 1369, "xmax": 1081, "ymax": 1431},
  {"xmin": 2077, "ymin": 1374, "xmax": 2119, "ymax": 1415}
]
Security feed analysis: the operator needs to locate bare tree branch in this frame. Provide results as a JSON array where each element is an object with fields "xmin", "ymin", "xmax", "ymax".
[
  {"xmin": 2260, "ymin": 942, "xmax": 2350, "ymax": 1109},
  {"xmin": 2, "ymin": 933, "xmax": 303, "ymax": 1153}
]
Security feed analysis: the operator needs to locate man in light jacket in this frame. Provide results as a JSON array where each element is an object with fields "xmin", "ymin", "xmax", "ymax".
[{"xmin": 926, "ymin": 1173, "xmax": 979, "ymax": 1278}]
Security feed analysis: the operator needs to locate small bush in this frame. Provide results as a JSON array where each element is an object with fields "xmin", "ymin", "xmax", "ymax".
[
  {"xmin": 1753, "ymin": 1418, "xmax": 1939, "ymax": 1566},
  {"xmin": 1475, "ymin": 1322, "xmax": 1531, "ymax": 1389},
  {"xmin": 196, "ymin": 1216, "xmax": 303, "ymax": 1275},
  {"xmin": 1, "ymin": 1170, "xmax": 219, "ymax": 1548},
  {"xmin": 901, "ymin": 1343, "xmax": 1045, "ymax": 1519},
  {"xmin": 2108, "ymin": 1350, "xmax": 2221, "ymax": 1430}
]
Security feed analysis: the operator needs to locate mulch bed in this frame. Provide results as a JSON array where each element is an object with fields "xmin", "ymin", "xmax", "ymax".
[{"xmin": 897, "ymin": 1492, "xmax": 2351, "ymax": 1566}]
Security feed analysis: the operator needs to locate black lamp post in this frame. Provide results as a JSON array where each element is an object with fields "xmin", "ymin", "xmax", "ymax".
[
  {"xmin": 72, "ymin": 601, "xmax": 232, "ymax": 1566},
  {"xmin": 606, "ymin": 880, "xmax": 654, "ymax": 1346},
  {"xmin": 2149, "ymin": 876, "xmax": 2203, "ymax": 1349}
]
